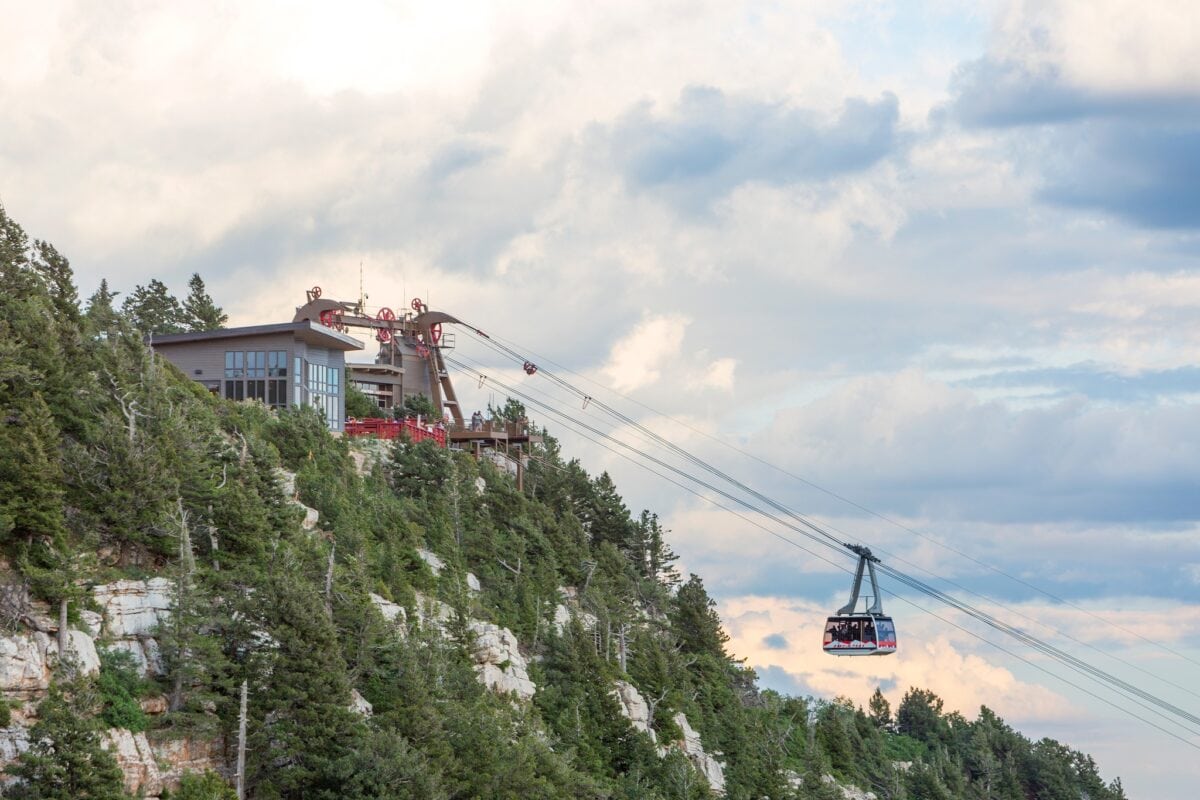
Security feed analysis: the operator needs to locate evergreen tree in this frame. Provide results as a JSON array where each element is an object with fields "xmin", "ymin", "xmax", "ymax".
[
  {"xmin": 671, "ymin": 574, "xmax": 728, "ymax": 658},
  {"xmin": 30, "ymin": 240, "xmax": 81, "ymax": 325},
  {"xmin": 4, "ymin": 681, "xmax": 128, "ymax": 799},
  {"xmin": 85, "ymin": 279, "xmax": 120, "ymax": 335},
  {"xmin": 246, "ymin": 565, "xmax": 369, "ymax": 799},
  {"xmin": 0, "ymin": 391, "xmax": 67, "ymax": 554},
  {"xmin": 897, "ymin": 687, "xmax": 950, "ymax": 745},
  {"xmin": 121, "ymin": 279, "xmax": 185, "ymax": 334},
  {"xmin": 181, "ymin": 273, "xmax": 227, "ymax": 332},
  {"xmin": 0, "ymin": 202, "xmax": 35, "ymax": 298},
  {"xmin": 868, "ymin": 687, "xmax": 892, "ymax": 729}
]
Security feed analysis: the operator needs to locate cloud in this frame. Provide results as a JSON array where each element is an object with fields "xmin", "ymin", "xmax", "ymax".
[
  {"xmin": 958, "ymin": 362, "xmax": 1200, "ymax": 402},
  {"xmin": 606, "ymin": 86, "xmax": 901, "ymax": 212},
  {"xmin": 950, "ymin": 0, "xmax": 1200, "ymax": 126},
  {"xmin": 943, "ymin": 0, "xmax": 1200, "ymax": 230},
  {"xmin": 720, "ymin": 595, "xmax": 1075, "ymax": 725},
  {"xmin": 601, "ymin": 313, "xmax": 689, "ymax": 392},
  {"xmin": 752, "ymin": 370, "xmax": 1200, "ymax": 524},
  {"xmin": 762, "ymin": 633, "xmax": 789, "ymax": 650}
]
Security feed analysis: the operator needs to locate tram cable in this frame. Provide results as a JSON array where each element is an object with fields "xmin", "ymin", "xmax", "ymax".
[
  {"xmin": 451, "ymin": 336, "xmax": 1200, "ymax": 705},
  {"xmin": 454, "ymin": 324, "xmax": 1200, "ymax": 671},
  {"xmin": 444, "ymin": 355, "xmax": 1200, "ymax": 748}
]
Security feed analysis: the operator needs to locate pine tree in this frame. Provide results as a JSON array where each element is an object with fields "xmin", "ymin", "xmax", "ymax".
[
  {"xmin": 247, "ymin": 565, "xmax": 369, "ymax": 799},
  {"xmin": 30, "ymin": 240, "xmax": 81, "ymax": 325},
  {"xmin": 182, "ymin": 273, "xmax": 227, "ymax": 331},
  {"xmin": 121, "ymin": 279, "xmax": 185, "ymax": 334},
  {"xmin": 4, "ymin": 681, "xmax": 128, "ymax": 799},
  {"xmin": 671, "ymin": 573, "xmax": 729, "ymax": 658},
  {"xmin": 868, "ymin": 687, "xmax": 891, "ymax": 729},
  {"xmin": 0, "ymin": 391, "xmax": 67, "ymax": 553},
  {"xmin": 85, "ymin": 279, "xmax": 121, "ymax": 335},
  {"xmin": 0, "ymin": 202, "xmax": 36, "ymax": 298}
]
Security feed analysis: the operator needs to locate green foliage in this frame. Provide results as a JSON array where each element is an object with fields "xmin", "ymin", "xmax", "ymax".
[
  {"xmin": 4, "ymin": 680, "xmax": 128, "ymax": 799},
  {"xmin": 166, "ymin": 771, "xmax": 237, "ymax": 800},
  {"xmin": 121, "ymin": 278, "xmax": 186, "ymax": 334},
  {"xmin": 345, "ymin": 383, "xmax": 383, "ymax": 419},
  {"xmin": 181, "ymin": 273, "xmax": 227, "ymax": 331},
  {"xmin": 0, "ymin": 202, "xmax": 1129, "ymax": 800},
  {"xmin": 97, "ymin": 649, "xmax": 150, "ymax": 733},
  {"xmin": 400, "ymin": 393, "xmax": 439, "ymax": 419}
]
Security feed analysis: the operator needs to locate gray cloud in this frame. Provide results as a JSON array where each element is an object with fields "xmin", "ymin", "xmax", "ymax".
[
  {"xmin": 605, "ymin": 86, "xmax": 900, "ymax": 212},
  {"xmin": 958, "ymin": 362, "xmax": 1200, "ymax": 402},
  {"xmin": 946, "ymin": 58, "xmax": 1200, "ymax": 230},
  {"xmin": 761, "ymin": 633, "xmax": 789, "ymax": 650}
]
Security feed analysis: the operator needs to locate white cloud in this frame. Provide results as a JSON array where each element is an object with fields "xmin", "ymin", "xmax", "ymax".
[
  {"xmin": 991, "ymin": 0, "xmax": 1200, "ymax": 94},
  {"xmin": 720, "ymin": 594, "xmax": 1074, "ymax": 723},
  {"xmin": 601, "ymin": 313, "xmax": 689, "ymax": 392}
]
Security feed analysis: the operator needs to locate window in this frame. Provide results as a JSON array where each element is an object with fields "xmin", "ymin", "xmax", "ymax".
[
  {"xmin": 268, "ymin": 350, "xmax": 288, "ymax": 377},
  {"xmin": 224, "ymin": 351, "xmax": 244, "ymax": 379},
  {"xmin": 304, "ymin": 358, "xmax": 342, "ymax": 431},
  {"xmin": 247, "ymin": 351, "xmax": 266, "ymax": 378},
  {"xmin": 224, "ymin": 350, "xmax": 286, "ymax": 408}
]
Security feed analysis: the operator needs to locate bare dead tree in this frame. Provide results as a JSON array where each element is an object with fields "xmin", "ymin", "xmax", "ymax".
[
  {"xmin": 106, "ymin": 371, "xmax": 146, "ymax": 442},
  {"xmin": 324, "ymin": 541, "xmax": 336, "ymax": 619},
  {"xmin": 58, "ymin": 597, "xmax": 68, "ymax": 659},
  {"xmin": 646, "ymin": 687, "xmax": 670, "ymax": 730},
  {"xmin": 236, "ymin": 680, "xmax": 248, "ymax": 800},
  {"xmin": 169, "ymin": 498, "xmax": 195, "ymax": 712}
]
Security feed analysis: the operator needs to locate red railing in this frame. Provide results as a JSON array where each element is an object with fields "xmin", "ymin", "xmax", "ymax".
[{"xmin": 344, "ymin": 417, "xmax": 447, "ymax": 447}]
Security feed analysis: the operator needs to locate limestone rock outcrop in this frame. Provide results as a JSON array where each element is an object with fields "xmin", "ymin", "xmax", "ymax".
[
  {"xmin": 612, "ymin": 679, "xmax": 656, "ymax": 742},
  {"xmin": 0, "ymin": 630, "xmax": 100, "ymax": 699},
  {"xmin": 92, "ymin": 578, "xmax": 171, "ymax": 677},
  {"xmin": 673, "ymin": 712, "xmax": 726, "ymax": 795},
  {"xmin": 104, "ymin": 728, "xmax": 164, "ymax": 797},
  {"xmin": 370, "ymin": 593, "xmax": 407, "ymax": 628},
  {"xmin": 350, "ymin": 688, "xmax": 374, "ymax": 717},
  {"xmin": 150, "ymin": 736, "xmax": 226, "ymax": 790},
  {"xmin": 417, "ymin": 548, "xmax": 445, "ymax": 575},
  {"xmin": 467, "ymin": 621, "xmax": 536, "ymax": 701}
]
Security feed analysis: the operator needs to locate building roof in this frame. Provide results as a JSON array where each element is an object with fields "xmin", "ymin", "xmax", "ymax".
[
  {"xmin": 150, "ymin": 321, "xmax": 364, "ymax": 351},
  {"xmin": 347, "ymin": 363, "xmax": 404, "ymax": 376}
]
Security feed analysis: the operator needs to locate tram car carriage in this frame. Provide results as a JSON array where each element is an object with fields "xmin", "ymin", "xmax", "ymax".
[{"xmin": 823, "ymin": 546, "xmax": 897, "ymax": 656}]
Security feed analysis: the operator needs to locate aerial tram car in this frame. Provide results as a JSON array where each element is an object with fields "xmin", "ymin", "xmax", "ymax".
[{"xmin": 823, "ymin": 545, "xmax": 897, "ymax": 656}]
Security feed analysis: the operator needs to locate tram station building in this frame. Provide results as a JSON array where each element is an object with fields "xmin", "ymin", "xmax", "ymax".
[{"xmin": 151, "ymin": 321, "xmax": 363, "ymax": 432}]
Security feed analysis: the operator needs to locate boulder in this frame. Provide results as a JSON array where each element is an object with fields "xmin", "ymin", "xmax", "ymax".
[
  {"xmin": 466, "ymin": 572, "xmax": 481, "ymax": 593},
  {"xmin": 140, "ymin": 695, "xmax": 169, "ymax": 715}
]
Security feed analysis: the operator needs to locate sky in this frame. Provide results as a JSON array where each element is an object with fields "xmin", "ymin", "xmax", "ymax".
[{"xmin": 3, "ymin": 1, "xmax": 1199, "ymax": 796}]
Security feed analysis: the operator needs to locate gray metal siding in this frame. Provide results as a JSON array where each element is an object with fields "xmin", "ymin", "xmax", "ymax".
[{"xmin": 155, "ymin": 332, "xmax": 348, "ymax": 431}]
